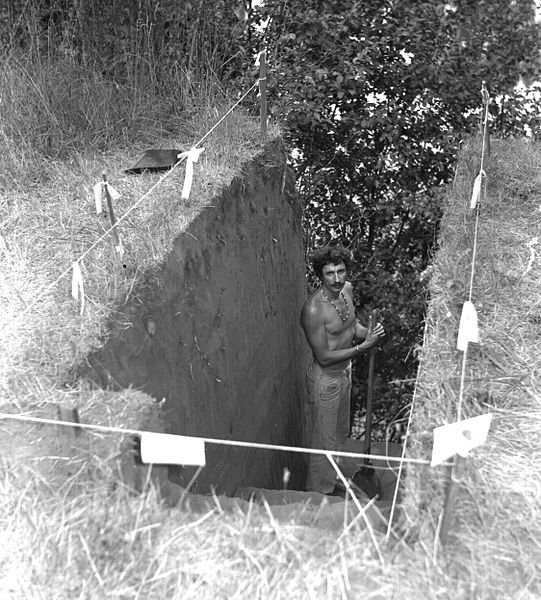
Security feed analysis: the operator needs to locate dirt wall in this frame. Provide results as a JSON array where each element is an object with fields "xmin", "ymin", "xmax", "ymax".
[{"xmin": 79, "ymin": 141, "xmax": 309, "ymax": 495}]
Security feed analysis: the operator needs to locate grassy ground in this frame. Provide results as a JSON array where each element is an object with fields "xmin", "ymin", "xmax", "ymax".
[
  {"xmin": 1, "ymin": 50, "xmax": 540, "ymax": 598},
  {"xmin": 404, "ymin": 137, "xmax": 541, "ymax": 599}
]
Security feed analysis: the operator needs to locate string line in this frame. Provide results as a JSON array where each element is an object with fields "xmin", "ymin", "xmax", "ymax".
[
  {"xmin": 197, "ymin": 81, "xmax": 259, "ymax": 147},
  {"xmin": 0, "ymin": 412, "xmax": 450, "ymax": 467}
]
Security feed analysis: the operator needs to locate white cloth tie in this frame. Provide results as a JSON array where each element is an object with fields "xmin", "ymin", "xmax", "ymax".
[
  {"xmin": 178, "ymin": 147, "xmax": 205, "ymax": 200},
  {"xmin": 94, "ymin": 182, "xmax": 120, "ymax": 214},
  {"xmin": 431, "ymin": 413, "xmax": 493, "ymax": 466},
  {"xmin": 71, "ymin": 261, "xmax": 85, "ymax": 315},
  {"xmin": 470, "ymin": 170, "xmax": 485, "ymax": 210}
]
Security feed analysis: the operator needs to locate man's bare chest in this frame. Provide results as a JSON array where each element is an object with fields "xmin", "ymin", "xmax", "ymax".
[{"xmin": 323, "ymin": 303, "xmax": 355, "ymax": 336}]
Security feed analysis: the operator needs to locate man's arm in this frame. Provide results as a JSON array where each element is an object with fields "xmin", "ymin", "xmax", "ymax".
[
  {"xmin": 354, "ymin": 320, "xmax": 368, "ymax": 341},
  {"xmin": 300, "ymin": 302, "xmax": 377, "ymax": 367}
]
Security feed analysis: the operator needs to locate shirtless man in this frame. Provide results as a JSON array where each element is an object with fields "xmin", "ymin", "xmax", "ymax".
[{"xmin": 301, "ymin": 245, "xmax": 385, "ymax": 494}]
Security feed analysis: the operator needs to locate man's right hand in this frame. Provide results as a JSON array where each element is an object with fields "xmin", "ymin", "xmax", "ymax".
[{"xmin": 364, "ymin": 322, "xmax": 385, "ymax": 348}]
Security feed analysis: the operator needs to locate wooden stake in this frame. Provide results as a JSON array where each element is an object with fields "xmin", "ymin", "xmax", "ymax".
[
  {"xmin": 259, "ymin": 42, "xmax": 267, "ymax": 139},
  {"xmin": 439, "ymin": 453, "xmax": 466, "ymax": 544},
  {"xmin": 481, "ymin": 82, "xmax": 490, "ymax": 157},
  {"xmin": 102, "ymin": 172, "xmax": 121, "ymax": 250},
  {"xmin": 56, "ymin": 405, "xmax": 81, "ymax": 438}
]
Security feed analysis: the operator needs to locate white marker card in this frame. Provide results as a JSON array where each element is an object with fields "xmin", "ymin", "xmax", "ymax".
[
  {"xmin": 431, "ymin": 413, "xmax": 493, "ymax": 467},
  {"xmin": 140, "ymin": 432, "xmax": 206, "ymax": 466},
  {"xmin": 93, "ymin": 182, "xmax": 103, "ymax": 214}
]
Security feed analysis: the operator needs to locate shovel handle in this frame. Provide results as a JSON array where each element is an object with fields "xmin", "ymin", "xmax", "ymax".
[{"xmin": 364, "ymin": 308, "xmax": 378, "ymax": 462}]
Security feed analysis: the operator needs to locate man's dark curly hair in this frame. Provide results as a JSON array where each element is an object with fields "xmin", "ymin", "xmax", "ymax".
[{"xmin": 311, "ymin": 245, "xmax": 352, "ymax": 279}]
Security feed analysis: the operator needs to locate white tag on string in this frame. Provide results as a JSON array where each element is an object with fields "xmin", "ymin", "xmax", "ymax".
[
  {"xmin": 116, "ymin": 234, "xmax": 125, "ymax": 261},
  {"xmin": 94, "ymin": 182, "xmax": 103, "ymax": 214},
  {"xmin": 525, "ymin": 236, "xmax": 538, "ymax": 274},
  {"xmin": 107, "ymin": 184, "xmax": 121, "ymax": 201},
  {"xmin": 178, "ymin": 147, "xmax": 205, "ymax": 200},
  {"xmin": 457, "ymin": 300, "xmax": 478, "ymax": 351},
  {"xmin": 470, "ymin": 172, "xmax": 483, "ymax": 210},
  {"xmin": 431, "ymin": 413, "xmax": 493, "ymax": 466},
  {"xmin": 71, "ymin": 261, "xmax": 85, "ymax": 315},
  {"xmin": 96, "ymin": 182, "xmax": 120, "ymax": 213},
  {"xmin": 140, "ymin": 432, "xmax": 206, "ymax": 466},
  {"xmin": 481, "ymin": 82, "xmax": 490, "ymax": 105}
]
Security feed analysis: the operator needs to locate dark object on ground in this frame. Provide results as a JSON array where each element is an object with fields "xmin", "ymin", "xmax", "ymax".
[
  {"xmin": 125, "ymin": 149, "xmax": 182, "ymax": 174},
  {"xmin": 328, "ymin": 465, "xmax": 381, "ymax": 500},
  {"xmin": 351, "ymin": 464, "xmax": 382, "ymax": 499},
  {"xmin": 328, "ymin": 479, "xmax": 354, "ymax": 499}
]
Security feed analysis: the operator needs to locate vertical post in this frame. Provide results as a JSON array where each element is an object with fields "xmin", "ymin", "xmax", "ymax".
[
  {"xmin": 102, "ymin": 172, "xmax": 121, "ymax": 252},
  {"xmin": 364, "ymin": 308, "xmax": 378, "ymax": 459},
  {"xmin": 259, "ymin": 41, "xmax": 267, "ymax": 139},
  {"xmin": 439, "ymin": 453, "xmax": 466, "ymax": 544},
  {"xmin": 57, "ymin": 404, "xmax": 81, "ymax": 438},
  {"xmin": 481, "ymin": 82, "xmax": 490, "ymax": 157}
]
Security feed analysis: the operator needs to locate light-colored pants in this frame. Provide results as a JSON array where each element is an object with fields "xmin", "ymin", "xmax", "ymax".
[{"xmin": 304, "ymin": 361, "xmax": 351, "ymax": 494}]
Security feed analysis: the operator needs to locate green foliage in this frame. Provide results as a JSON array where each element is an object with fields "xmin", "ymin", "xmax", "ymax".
[
  {"xmin": 247, "ymin": 0, "xmax": 541, "ymax": 428},
  {"xmin": 492, "ymin": 83, "xmax": 541, "ymax": 137}
]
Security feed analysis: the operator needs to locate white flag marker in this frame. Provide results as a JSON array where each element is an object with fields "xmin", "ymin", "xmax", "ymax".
[
  {"xmin": 178, "ymin": 147, "xmax": 205, "ymax": 200},
  {"xmin": 94, "ymin": 182, "xmax": 103, "ymax": 214},
  {"xmin": 107, "ymin": 183, "xmax": 121, "ymax": 201},
  {"xmin": 470, "ymin": 172, "xmax": 482, "ymax": 209},
  {"xmin": 71, "ymin": 261, "xmax": 85, "ymax": 315},
  {"xmin": 457, "ymin": 300, "xmax": 478, "ymax": 351},
  {"xmin": 116, "ymin": 234, "xmax": 125, "ymax": 261},
  {"xmin": 431, "ymin": 413, "xmax": 493, "ymax": 466},
  {"xmin": 140, "ymin": 432, "xmax": 206, "ymax": 466},
  {"xmin": 94, "ymin": 182, "xmax": 120, "ymax": 214}
]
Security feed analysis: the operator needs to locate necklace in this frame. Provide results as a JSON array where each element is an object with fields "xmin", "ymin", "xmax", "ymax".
[{"xmin": 322, "ymin": 290, "xmax": 350, "ymax": 322}]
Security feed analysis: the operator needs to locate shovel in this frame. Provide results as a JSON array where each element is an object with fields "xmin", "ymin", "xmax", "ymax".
[{"xmin": 351, "ymin": 308, "xmax": 382, "ymax": 499}]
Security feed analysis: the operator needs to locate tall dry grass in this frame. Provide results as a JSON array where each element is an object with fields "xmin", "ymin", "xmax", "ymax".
[
  {"xmin": 0, "ymin": 0, "xmax": 248, "ymax": 190},
  {"xmin": 0, "ymin": 49, "xmax": 234, "ymax": 191}
]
